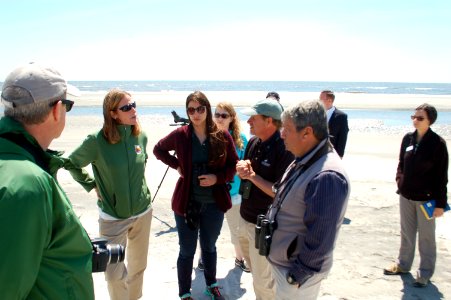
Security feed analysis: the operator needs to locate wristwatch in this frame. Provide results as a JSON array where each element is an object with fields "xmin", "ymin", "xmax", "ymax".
[{"xmin": 286, "ymin": 272, "xmax": 299, "ymax": 286}]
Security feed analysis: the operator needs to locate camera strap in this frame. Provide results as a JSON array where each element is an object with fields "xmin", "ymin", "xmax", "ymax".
[{"xmin": 269, "ymin": 140, "xmax": 332, "ymax": 222}]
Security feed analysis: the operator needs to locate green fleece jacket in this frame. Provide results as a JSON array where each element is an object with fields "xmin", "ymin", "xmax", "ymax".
[
  {"xmin": 0, "ymin": 117, "xmax": 94, "ymax": 300},
  {"xmin": 67, "ymin": 125, "xmax": 151, "ymax": 219}
]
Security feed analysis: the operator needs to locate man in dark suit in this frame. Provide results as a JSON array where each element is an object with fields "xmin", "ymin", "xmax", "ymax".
[{"xmin": 319, "ymin": 90, "xmax": 349, "ymax": 158}]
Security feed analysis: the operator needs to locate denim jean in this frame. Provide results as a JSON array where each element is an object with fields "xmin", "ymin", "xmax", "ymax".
[{"xmin": 174, "ymin": 202, "xmax": 224, "ymax": 297}]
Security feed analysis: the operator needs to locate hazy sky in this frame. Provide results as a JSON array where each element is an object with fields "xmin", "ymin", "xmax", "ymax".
[{"xmin": 1, "ymin": 0, "xmax": 450, "ymax": 82}]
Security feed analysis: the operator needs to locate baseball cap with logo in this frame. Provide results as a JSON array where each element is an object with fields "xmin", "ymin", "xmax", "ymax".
[
  {"xmin": 1, "ymin": 63, "xmax": 80, "ymax": 108},
  {"xmin": 241, "ymin": 98, "xmax": 284, "ymax": 120}
]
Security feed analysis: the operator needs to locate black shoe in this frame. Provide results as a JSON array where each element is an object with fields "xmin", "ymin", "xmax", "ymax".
[
  {"xmin": 198, "ymin": 258, "xmax": 205, "ymax": 271},
  {"xmin": 413, "ymin": 277, "xmax": 429, "ymax": 288},
  {"xmin": 235, "ymin": 258, "xmax": 250, "ymax": 273}
]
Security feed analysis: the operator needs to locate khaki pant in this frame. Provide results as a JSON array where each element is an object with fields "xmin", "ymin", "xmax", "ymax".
[
  {"xmin": 398, "ymin": 195, "xmax": 436, "ymax": 280},
  {"xmin": 99, "ymin": 209, "xmax": 153, "ymax": 300},
  {"xmin": 238, "ymin": 217, "xmax": 275, "ymax": 300}
]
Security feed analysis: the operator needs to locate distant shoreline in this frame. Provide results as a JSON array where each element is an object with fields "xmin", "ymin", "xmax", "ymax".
[{"xmin": 73, "ymin": 91, "xmax": 451, "ymax": 110}]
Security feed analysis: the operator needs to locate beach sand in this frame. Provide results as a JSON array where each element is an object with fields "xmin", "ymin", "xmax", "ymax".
[{"xmin": 51, "ymin": 92, "xmax": 451, "ymax": 299}]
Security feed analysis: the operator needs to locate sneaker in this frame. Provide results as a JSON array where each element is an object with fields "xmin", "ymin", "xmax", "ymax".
[
  {"xmin": 205, "ymin": 283, "xmax": 225, "ymax": 300},
  {"xmin": 413, "ymin": 276, "xmax": 429, "ymax": 288},
  {"xmin": 180, "ymin": 292, "xmax": 194, "ymax": 299},
  {"xmin": 197, "ymin": 258, "xmax": 204, "ymax": 271},
  {"xmin": 235, "ymin": 258, "xmax": 250, "ymax": 273},
  {"xmin": 383, "ymin": 263, "xmax": 409, "ymax": 275}
]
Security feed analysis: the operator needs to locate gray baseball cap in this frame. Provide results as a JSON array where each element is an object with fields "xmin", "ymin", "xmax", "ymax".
[
  {"xmin": 1, "ymin": 63, "xmax": 79, "ymax": 108},
  {"xmin": 241, "ymin": 98, "xmax": 284, "ymax": 120}
]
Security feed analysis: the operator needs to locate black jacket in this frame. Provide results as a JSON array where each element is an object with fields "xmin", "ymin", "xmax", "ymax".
[
  {"xmin": 329, "ymin": 108, "xmax": 349, "ymax": 158},
  {"xmin": 396, "ymin": 128, "xmax": 448, "ymax": 208}
]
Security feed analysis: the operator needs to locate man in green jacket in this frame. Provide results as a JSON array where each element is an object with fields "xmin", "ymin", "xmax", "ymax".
[{"xmin": 0, "ymin": 63, "xmax": 94, "ymax": 299}]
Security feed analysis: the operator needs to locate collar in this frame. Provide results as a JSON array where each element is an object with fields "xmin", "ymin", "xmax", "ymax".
[
  {"xmin": 259, "ymin": 130, "xmax": 281, "ymax": 148},
  {"xmin": 326, "ymin": 106, "xmax": 336, "ymax": 122},
  {"xmin": 296, "ymin": 138, "xmax": 330, "ymax": 165}
]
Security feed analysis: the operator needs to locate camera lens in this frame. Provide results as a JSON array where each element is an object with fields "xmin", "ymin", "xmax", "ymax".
[{"xmin": 107, "ymin": 244, "xmax": 125, "ymax": 264}]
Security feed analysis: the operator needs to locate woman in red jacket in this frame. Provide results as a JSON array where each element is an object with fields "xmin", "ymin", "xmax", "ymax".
[{"xmin": 153, "ymin": 91, "xmax": 238, "ymax": 300}]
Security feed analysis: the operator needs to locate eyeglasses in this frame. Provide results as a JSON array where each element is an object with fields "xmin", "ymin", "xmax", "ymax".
[
  {"xmin": 50, "ymin": 99, "xmax": 74, "ymax": 112},
  {"xmin": 117, "ymin": 102, "xmax": 136, "ymax": 112},
  {"xmin": 411, "ymin": 115, "xmax": 425, "ymax": 121},
  {"xmin": 214, "ymin": 112, "xmax": 230, "ymax": 119},
  {"xmin": 187, "ymin": 106, "xmax": 206, "ymax": 115}
]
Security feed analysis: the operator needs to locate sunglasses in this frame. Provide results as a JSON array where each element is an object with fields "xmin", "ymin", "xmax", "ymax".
[
  {"xmin": 214, "ymin": 112, "xmax": 230, "ymax": 119},
  {"xmin": 187, "ymin": 106, "xmax": 206, "ymax": 115},
  {"xmin": 411, "ymin": 115, "xmax": 425, "ymax": 121},
  {"xmin": 117, "ymin": 102, "xmax": 136, "ymax": 112},
  {"xmin": 50, "ymin": 99, "xmax": 74, "ymax": 112}
]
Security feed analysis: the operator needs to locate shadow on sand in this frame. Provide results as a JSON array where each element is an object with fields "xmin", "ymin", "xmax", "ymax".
[
  {"xmin": 191, "ymin": 265, "xmax": 247, "ymax": 299},
  {"xmin": 400, "ymin": 273, "xmax": 444, "ymax": 300}
]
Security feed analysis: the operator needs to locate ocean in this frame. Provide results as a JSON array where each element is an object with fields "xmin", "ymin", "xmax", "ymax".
[
  {"xmin": 69, "ymin": 80, "xmax": 451, "ymax": 95},
  {"xmin": 1, "ymin": 81, "xmax": 451, "ymax": 137}
]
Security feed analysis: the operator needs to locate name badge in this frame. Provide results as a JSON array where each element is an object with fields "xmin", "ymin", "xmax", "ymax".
[{"xmin": 406, "ymin": 145, "xmax": 414, "ymax": 152}]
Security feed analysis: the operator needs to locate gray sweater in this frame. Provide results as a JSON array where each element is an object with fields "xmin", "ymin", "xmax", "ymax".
[{"xmin": 267, "ymin": 139, "xmax": 350, "ymax": 283}]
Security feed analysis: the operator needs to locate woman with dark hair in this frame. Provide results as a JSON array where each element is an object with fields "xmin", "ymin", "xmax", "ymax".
[
  {"xmin": 384, "ymin": 103, "xmax": 448, "ymax": 288},
  {"xmin": 153, "ymin": 91, "xmax": 238, "ymax": 300},
  {"xmin": 68, "ymin": 89, "xmax": 152, "ymax": 300}
]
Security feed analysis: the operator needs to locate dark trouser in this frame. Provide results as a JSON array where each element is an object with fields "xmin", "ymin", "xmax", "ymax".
[{"xmin": 174, "ymin": 202, "xmax": 224, "ymax": 297}]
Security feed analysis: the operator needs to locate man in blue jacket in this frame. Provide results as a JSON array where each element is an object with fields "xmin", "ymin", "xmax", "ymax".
[{"xmin": 266, "ymin": 100, "xmax": 350, "ymax": 299}]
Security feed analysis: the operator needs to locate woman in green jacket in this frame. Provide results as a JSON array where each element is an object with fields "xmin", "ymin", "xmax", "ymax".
[{"xmin": 68, "ymin": 89, "xmax": 152, "ymax": 300}]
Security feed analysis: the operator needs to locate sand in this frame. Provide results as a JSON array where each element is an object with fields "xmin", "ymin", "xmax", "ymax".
[{"xmin": 50, "ymin": 92, "xmax": 451, "ymax": 299}]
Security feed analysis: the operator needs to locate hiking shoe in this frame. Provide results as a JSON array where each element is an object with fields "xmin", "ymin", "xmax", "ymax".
[
  {"xmin": 383, "ymin": 263, "xmax": 409, "ymax": 275},
  {"xmin": 235, "ymin": 258, "xmax": 250, "ymax": 273},
  {"xmin": 413, "ymin": 277, "xmax": 429, "ymax": 288},
  {"xmin": 205, "ymin": 283, "xmax": 225, "ymax": 300},
  {"xmin": 197, "ymin": 258, "xmax": 205, "ymax": 271},
  {"xmin": 180, "ymin": 292, "xmax": 194, "ymax": 299}
]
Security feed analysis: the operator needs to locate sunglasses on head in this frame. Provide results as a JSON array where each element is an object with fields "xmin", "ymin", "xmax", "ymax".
[
  {"xmin": 411, "ymin": 115, "xmax": 425, "ymax": 121},
  {"xmin": 214, "ymin": 112, "xmax": 230, "ymax": 119},
  {"xmin": 187, "ymin": 106, "xmax": 206, "ymax": 115},
  {"xmin": 50, "ymin": 99, "xmax": 74, "ymax": 112},
  {"xmin": 117, "ymin": 102, "xmax": 136, "ymax": 112}
]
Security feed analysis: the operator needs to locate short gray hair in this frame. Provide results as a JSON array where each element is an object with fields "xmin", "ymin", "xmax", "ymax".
[
  {"xmin": 2, "ymin": 86, "xmax": 55, "ymax": 124},
  {"xmin": 281, "ymin": 100, "xmax": 329, "ymax": 140}
]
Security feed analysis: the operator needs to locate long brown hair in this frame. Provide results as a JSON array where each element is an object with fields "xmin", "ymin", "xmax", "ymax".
[
  {"xmin": 102, "ymin": 89, "xmax": 141, "ymax": 144},
  {"xmin": 215, "ymin": 102, "xmax": 244, "ymax": 150},
  {"xmin": 186, "ymin": 91, "xmax": 227, "ymax": 165}
]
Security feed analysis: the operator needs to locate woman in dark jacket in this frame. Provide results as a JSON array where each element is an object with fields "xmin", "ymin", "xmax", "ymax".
[
  {"xmin": 153, "ymin": 91, "xmax": 238, "ymax": 299},
  {"xmin": 384, "ymin": 103, "xmax": 448, "ymax": 288}
]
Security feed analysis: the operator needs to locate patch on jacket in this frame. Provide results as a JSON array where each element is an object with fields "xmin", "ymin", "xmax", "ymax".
[{"xmin": 135, "ymin": 145, "xmax": 142, "ymax": 154}]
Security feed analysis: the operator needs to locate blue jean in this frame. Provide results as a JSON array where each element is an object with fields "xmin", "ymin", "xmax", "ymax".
[{"xmin": 174, "ymin": 202, "xmax": 224, "ymax": 296}]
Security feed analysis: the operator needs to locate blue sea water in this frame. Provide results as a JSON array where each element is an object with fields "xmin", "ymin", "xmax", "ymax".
[
  {"xmin": 1, "ymin": 81, "xmax": 451, "ymax": 137},
  {"xmin": 69, "ymin": 80, "xmax": 451, "ymax": 95}
]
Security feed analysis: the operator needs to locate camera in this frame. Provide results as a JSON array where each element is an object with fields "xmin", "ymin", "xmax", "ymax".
[
  {"xmin": 255, "ymin": 215, "xmax": 277, "ymax": 257},
  {"xmin": 91, "ymin": 238, "xmax": 125, "ymax": 272},
  {"xmin": 239, "ymin": 180, "xmax": 252, "ymax": 200},
  {"xmin": 192, "ymin": 163, "xmax": 208, "ymax": 186}
]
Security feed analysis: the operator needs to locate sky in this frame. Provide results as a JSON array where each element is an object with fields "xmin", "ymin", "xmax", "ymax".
[{"xmin": 1, "ymin": 0, "xmax": 450, "ymax": 82}]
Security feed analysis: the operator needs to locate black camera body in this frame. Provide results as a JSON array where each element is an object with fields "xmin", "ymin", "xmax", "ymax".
[
  {"xmin": 91, "ymin": 238, "xmax": 125, "ymax": 272},
  {"xmin": 255, "ymin": 214, "xmax": 277, "ymax": 257},
  {"xmin": 239, "ymin": 180, "xmax": 252, "ymax": 200},
  {"xmin": 192, "ymin": 163, "xmax": 208, "ymax": 186}
]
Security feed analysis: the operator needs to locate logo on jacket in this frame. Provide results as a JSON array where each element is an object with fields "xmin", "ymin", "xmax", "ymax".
[{"xmin": 135, "ymin": 145, "xmax": 142, "ymax": 154}]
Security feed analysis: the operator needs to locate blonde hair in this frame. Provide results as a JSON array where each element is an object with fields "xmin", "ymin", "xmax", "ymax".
[
  {"xmin": 215, "ymin": 102, "xmax": 244, "ymax": 150},
  {"xmin": 102, "ymin": 89, "xmax": 141, "ymax": 144}
]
